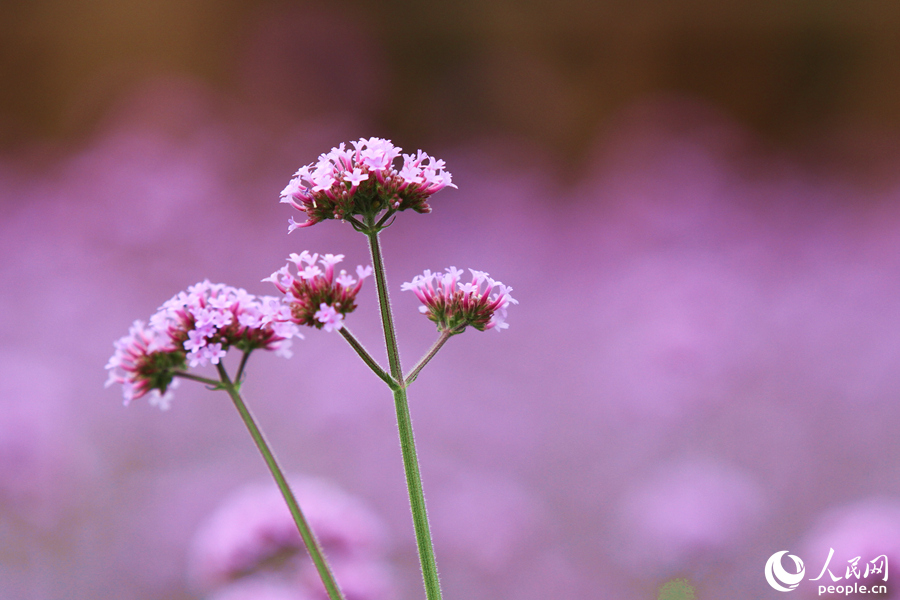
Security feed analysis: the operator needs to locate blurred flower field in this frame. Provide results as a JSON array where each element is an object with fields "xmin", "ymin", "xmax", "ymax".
[{"xmin": 2, "ymin": 82, "xmax": 900, "ymax": 599}]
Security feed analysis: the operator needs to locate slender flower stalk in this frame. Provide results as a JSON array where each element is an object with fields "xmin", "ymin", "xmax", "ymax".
[
  {"xmin": 213, "ymin": 363, "xmax": 346, "ymax": 600},
  {"xmin": 365, "ymin": 220, "xmax": 444, "ymax": 600},
  {"xmin": 167, "ymin": 363, "xmax": 348, "ymax": 600},
  {"xmin": 170, "ymin": 370, "xmax": 219, "ymax": 387},
  {"xmin": 390, "ymin": 385, "xmax": 442, "ymax": 600},
  {"xmin": 338, "ymin": 327, "xmax": 398, "ymax": 390},
  {"xmin": 404, "ymin": 329, "xmax": 458, "ymax": 387}
]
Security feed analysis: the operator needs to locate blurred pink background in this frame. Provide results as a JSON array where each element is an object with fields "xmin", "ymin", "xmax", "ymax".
[{"xmin": 2, "ymin": 2, "xmax": 900, "ymax": 599}]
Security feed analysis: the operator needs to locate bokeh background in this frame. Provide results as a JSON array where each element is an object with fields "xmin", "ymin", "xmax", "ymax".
[{"xmin": 3, "ymin": 1, "xmax": 900, "ymax": 599}]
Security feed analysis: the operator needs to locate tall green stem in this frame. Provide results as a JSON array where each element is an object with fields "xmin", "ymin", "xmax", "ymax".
[
  {"xmin": 392, "ymin": 385, "xmax": 442, "ymax": 598},
  {"xmin": 366, "ymin": 226, "xmax": 403, "ymax": 378},
  {"xmin": 215, "ymin": 364, "xmax": 346, "ymax": 600},
  {"xmin": 365, "ymin": 224, "xmax": 443, "ymax": 600}
]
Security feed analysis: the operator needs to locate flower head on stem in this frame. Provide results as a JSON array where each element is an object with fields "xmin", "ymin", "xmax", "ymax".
[
  {"xmin": 280, "ymin": 138, "xmax": 456, "ymax": 231},
  {"xmin": 107, "ymin": 284, "xmax": 345, "ymax": 600},
  {"xmin": 265, "ymin": 251, "xmax": 372, "ymax": 332},
  {"xmin": 401, "ymin": 267, "xmax": 518, "ymax": 333},
  {"xmin": 105, "ymin": 281, "xmax": 302, "ymax": 408}
]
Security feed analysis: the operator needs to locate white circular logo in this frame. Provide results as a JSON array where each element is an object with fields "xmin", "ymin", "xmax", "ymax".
[{"xmin": 765, "ymin": 551, "xmax": 806, "ymax": 592}]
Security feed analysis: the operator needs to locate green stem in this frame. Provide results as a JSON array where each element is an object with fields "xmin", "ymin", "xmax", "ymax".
[
  {"xmin": 173, "ymin": 371, "xmax": 221, "ymax": 388},
  {"xmin": 338, "ymin": 327, "xmax": 399, "ymax": 390},
  {"xmin": 392, "ymin": 386, "xmax": 442, "ymax": 598},
  {"xmin": 345, "ymin": 215, "xmax": 366, "ymax": 231},
  {"xmin": 366, "ymin": 225, "xmax": 403, "ymax": 378},
  {"xmin": 405, "ymin": 329, "xmax": 457, "ymax": 387},
  {"xmin": 375, "ymin": 209, "xmax": 396, "ymax": 229},
  {"xmin": 215, "ymin": 363, "xmax": 346, "ymax": 600},
  {"xmin": 365, "ymin": 222, "xmax": 443, "ymax": 600},
  {"xmin": 234, "ymin": 350, "xmax": 251, "ymax": 384}
]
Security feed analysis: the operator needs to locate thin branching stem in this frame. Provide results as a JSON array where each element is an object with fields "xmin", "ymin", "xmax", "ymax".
[
  {"xmin": 215, "ymin": 363, "xmax": 346, "ymax": 600},
  {"xmin": 338, "ymin": 327, "xmax": 399, "ymax": 390},
  {"xmin": 375, "ymin": 209, "xmax": 396, "ymax": 229},
  {"xmin": 404, "ymin": 329, "xmax": 459, "ymax": 387},
  {"xmin": 173, "ymin": 371, "xmax": 221, "ymax": 388},
  {"xmin": 233, "ymin": 350, "xmax": 252, "ymax": 385},
  {"xmin": 345, "ymin": 215, "xmax": 366, "ymax": 231}
]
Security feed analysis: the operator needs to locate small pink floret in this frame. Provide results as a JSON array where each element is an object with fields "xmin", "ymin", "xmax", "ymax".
[{"xmin": 314, "ymin": 303, "xmax": 344, "ymax": 332}]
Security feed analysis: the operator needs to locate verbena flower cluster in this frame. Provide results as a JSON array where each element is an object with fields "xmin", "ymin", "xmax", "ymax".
[
  {"xmin": 280, "ymin": 137, "xmax": 456, "ymax": 230},
  {"xmin": 401, "ymin": 267, "xmax": 517, "ymax": 333},
  {"xmin": 106, "ymin": 281, "xmax": 300, "ymax": 408},
  {"xmin": 264, "ymin": 251, "xmax": 372, "ymax": 332}
]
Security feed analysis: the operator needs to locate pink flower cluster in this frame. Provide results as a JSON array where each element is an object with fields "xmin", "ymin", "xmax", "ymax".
[
  {"xmin": 106, "ymin": 281, "xmax": 301, "ymax": 408},
  {"xmin": 401, "ymin": 267, "xmax": 517, "ymax": 333},
  {"xmin": 280, "ymin": 137, "xmax": 456, "ymax": 230},
  {"xmin": 265, "ymin": 252, "xmax": 373, "ymax": 332}
]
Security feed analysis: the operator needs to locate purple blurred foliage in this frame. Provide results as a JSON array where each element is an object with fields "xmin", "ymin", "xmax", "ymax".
[
  {"xmin": 206, "ymin": 577, "xmax": 314, "ymax": 600},
  {"xmin": 1, "ymin": 73, "xmax": 899, "ymax": 600},
  {"xmin": 615, "ymin": 459, "xmax": 765, "ymax": 575}
]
